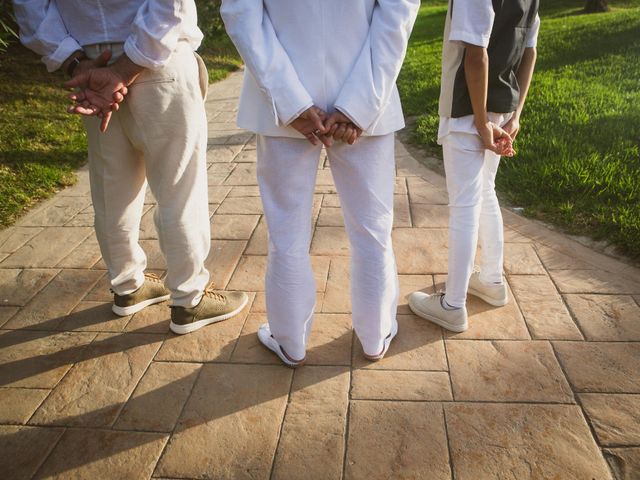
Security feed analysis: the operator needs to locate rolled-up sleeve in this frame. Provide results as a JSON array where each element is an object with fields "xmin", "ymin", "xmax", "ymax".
[
  {"xmin": 525, "ymin": 14, "xmax": 540, "ymax": 48},
  {"xmin": 13, "ymin": 0, "xmax": 82, "ymax": 72},
  {"xmin": 221, "ymin": 0, "xmax": 313, "ymax": 126},
  {"xmin": 333, "ymin": 0, "xmax": 420, "ymax": 132},
  {"xmin": 125, "ymin": 0, "xmax": 201, "ymax": 70},
  {"xmin": 449, "ymin": 0, "xmax": 494, "ymax": 48}
]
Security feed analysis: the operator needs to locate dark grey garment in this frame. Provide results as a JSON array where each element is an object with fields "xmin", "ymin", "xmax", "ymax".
[{"xmin": 450, "ymin": 0, "xmax": 539, "ymax": 118}]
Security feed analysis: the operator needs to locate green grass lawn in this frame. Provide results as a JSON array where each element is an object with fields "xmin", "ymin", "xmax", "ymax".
[
  {"xmin": 398, "ymin": 0, "xmax": 640, "ymax": 258},
  {"xmin": 0, "ymin": 24, "xmax": 240, "ymax": 228}
]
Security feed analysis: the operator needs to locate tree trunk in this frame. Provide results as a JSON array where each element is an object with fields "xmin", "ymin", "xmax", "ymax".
[{"xmin": 584, "ymin": 0, "xmax": 610, "ymax": 13}]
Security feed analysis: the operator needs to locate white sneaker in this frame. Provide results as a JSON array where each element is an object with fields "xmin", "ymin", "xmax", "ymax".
[
  {"xmin": 468, "ymin": 268, "xmax": 508, "ymax": 306},
  {"xmin": 363, "ymin": 320, "xmax": 398, "ymax": 362},
  {"xmin": 257, "ymin": 324, "xmax": 305, "ymax": 368},
  {"xmin": 408, "ymin": 292, "xmax": 468, "ymax": 332}
]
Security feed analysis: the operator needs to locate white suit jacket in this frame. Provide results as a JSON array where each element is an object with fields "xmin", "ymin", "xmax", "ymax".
[{"xmin": 221, "ymin": 0, "xmax": 420, "ymax": 137}]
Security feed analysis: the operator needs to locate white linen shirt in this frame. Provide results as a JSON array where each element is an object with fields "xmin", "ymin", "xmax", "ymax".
[
  {"xmin": 13, "ymin": 0, "xmax": 203, "ymax": 72},
  {"xmin": 220, "ymin": 0, "xmax": 420, "ymax": 137}
]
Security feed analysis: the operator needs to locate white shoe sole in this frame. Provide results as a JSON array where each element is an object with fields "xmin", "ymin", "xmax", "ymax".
[
  {"xmin": 258, "ymin": 325, "xmax": 305, "ymax": 368},
  {"xmin": 363, "ymin": 320, "xmax": 399, "ymax": 361},
  {"xmin": 408, "ymin": 300, "xmax": 468, "ymax": 333},
  {"xmin": 169, "ymin": 294, "xmax": 249, "ymax": 335},
  {"xmin": 467, "ymin": 287, "xmax": 508, "ymax": 307},
  {"xmin": 112, "ymin": 294, "xmax": 171, "ymax": 317}
]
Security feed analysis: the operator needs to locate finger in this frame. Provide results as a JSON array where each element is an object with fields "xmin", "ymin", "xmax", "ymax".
[
  {"xmin": 305, "ymin": 132, "xmax": 318, "ymax": 146},
  {"xmin": 113, "ymin": 91, "xmax": 125, "ymax": 103},
  {"xmin": 100, "ymin": 111, "xmax": 112, "ymax": 133},
  {"xmin": 308, "ymin": 109, "xmax": 327, "ymax": 134},
  {"xmin": 64, "ymin": 71, "xmax": 90, "ymax": 89},
  {"xmin": 317, "ymin": 133, "xmax": 333, "ymax": 148},
  {"xmin": 334, "ymin": 123, "xmax": 348, "ymax": 142},
  {"xmin": 323, "ymin": 114, "xmax": 339, "ymax": 134}
]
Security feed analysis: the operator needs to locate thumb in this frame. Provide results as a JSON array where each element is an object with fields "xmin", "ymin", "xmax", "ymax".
[
  {"xmin": 308, "ymin": 109, "xmax": 327, "ymax": 133},
  {"xmin": 65, "ymin": 71, "xmax": 90, "ymax": 89}
]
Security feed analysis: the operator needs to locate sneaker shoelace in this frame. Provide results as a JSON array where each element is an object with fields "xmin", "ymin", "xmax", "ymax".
[
  {"xmin": 144, "ymin": 272, "xmax": 163, "ymax": 283},
  {"xmin": 203, "ymin": 283, "xmax": 226, "ymax": 302}
]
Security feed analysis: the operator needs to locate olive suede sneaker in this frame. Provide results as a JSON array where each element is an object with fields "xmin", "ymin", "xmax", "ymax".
[
  {"xmin": 408, "ymin": 291, "xmax": 468, "ymax": 332},
  {"xmin": 468, "ymin": 267, "xmax": 508, "ymax": 306},
  {"xmin": 112, "ymin": 273, "xmax": 170, "ymax": 316},
  {"xmin": 169, "ymin": 285, "xmax": 248, "ymax": 335}
]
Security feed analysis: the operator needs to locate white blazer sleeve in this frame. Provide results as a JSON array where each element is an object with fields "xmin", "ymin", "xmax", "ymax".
[
  {"xmin": 220, "ymin": 0, "xmax": 313, "ymax": 126},
  {"xmin": 334, "ymin": 0, "xmax": 419, "ymax": 132},
  {"xmin": 13, "ymin": 0, "xmax": 82, "ymax": 72}
]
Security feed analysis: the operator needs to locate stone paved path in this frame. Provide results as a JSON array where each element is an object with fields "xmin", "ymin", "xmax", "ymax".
[{"xmin": 1, "ymin": 71, "xmax": 639, "ymax": 480}]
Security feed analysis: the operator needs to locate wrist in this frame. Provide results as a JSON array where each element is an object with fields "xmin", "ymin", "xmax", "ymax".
[
  {"xmin": 62, "ymin": 50, "xmax": 86, "ymax": 77},
  {"xmin": 111, "ymin": 55, "xmax": 144, "ymax": 85}
]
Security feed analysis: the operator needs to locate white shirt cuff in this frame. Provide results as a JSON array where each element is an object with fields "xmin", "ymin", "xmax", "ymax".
[
  {"xmin": 449, "ymin": 30, "xmax": 491, "ymax": 49},
  {"xmin": 43, "ymin": 36, "xmax": 82, "ymax": 72}
]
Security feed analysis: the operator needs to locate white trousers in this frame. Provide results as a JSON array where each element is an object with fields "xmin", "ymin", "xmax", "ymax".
[
  {"xmin": 442, "ymin": 133, "xmax": 504, "ymax": 308},
  {"xmin": 257, "ymin": 134, "xmax": 399, "ymax": 359},
  {"xmin": 83, "ymin": 42, "xmax": 210, "ymax": 307}
]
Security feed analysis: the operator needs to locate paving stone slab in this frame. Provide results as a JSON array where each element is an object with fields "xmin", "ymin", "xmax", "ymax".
[
  {"xmin": 435, "ymin": 275, "xmax": 530, "ymax": 340},
  {"xmin": 124, "ymin": 303, "xmax": 172, "ymax": 333},
  {"xmin": 272, "ymin": 366, "xmax": 349, "ymax": 480},
  {"xmin": 56, "ymin": 301, "xmax": 131, "ymax": 332},
  {"xmin": 20, "ymin": 196, "xmax": 90, "ymax": 227},
  {"xmin": 311, "ymin": 226, "xmax": 350, "ymax": 256},
  {"xmin": 5, "ymin": 269, "xmax": 103, "ymax": 330},
  {"xmin": 0, "ymin": 425, "xmax": 64, "ymax": 480},
  {"xmin": 549, "ymin": 269, "xmax": 640, "ymax": 294},
  {"xmin": 56, "ymin": 233, "xmax": 102, "ymax": 268},
  {"xmin": 564, "ymin": 294, "xmax": 640, "ymax": 341},
  {"xmin": 0, "ymin": 268, "xmax": 57, "ymax": 307},
  {"xmin": 35, "ymin": 428, "xmax": 168, "ymax": 480},
  {"xmin": 227, "ymin": 186, "xmax": 261, "ymax": 198},
  {"xmin": 446, "ymin": 340, "xmax": 574, "ymax": 402},
  {"xmin": 603, "ymin": 448, "xmax": 640, "ymax": 480},
  {"xmin": 410, "ymin": 203, "xmax": 449, "ymax": 228},
  {"xmin": 406, "ymin": 176, "xmax": 448, "ymax": 204},
  {"xmin": 0, "ymin": 227, "xmax": 43, "ymax": 253},
  {"xmin": 536, "ymin": 244, "xmax": 595, "ymax": 270},
  {"xmin": 317, "ymin": 207, "xmax": 345, "ymax": 227},
  {"xmin": 215, "ymin": 195, "xmax": 264, "ymax": 215},
  {"xmin": 229, "ymin": 313, "xmax": 280, "ymax": 365},
  {"xmin": 114, "ymin": 362, "xmax": 201, "ymax": 433},
  {"xmin": 397, "ymin": 274, "xmax": 435, "ymax": 315},
  {"xmin": 154, "ymin": 364, "xmax": 291, "ymax": 480},
  {"xmin": 580, "ymin": 394, "xmax": 640, "ymax": 446},
  {"xmin": 322, "ymin": 257, "xmax": 351, "ymax": 313},
  {"xmin": 207, "ymin": 144, "xmax": 243, "ymax": 163},
  {"xmin": 509, "ymin": 274, "xmax": 583, "ymax": 340},
  {"xmin": 353, "ymin": 315, "xmax": 447, "ymax": 371},
  {"xmin": 227, "ymin": 255, "xmax": 330, "ymax": 292},
  {"xmin": 29, "ymin": 332, "xmax": 164, "ymax": 427},
  {"xmin": 82, "ymin": 272, "xmax": 113, "ymax": 302},
  {"xmin": 393, "ymin": 228, "xmax": 448, "ymax": 274},
  {"xmin": 445, "ymin": 403, "xmax": 613, "ymax": 480},
  {"xmin": 393, "ymin": 194, "xmax": 412, "ymax": 227},
  {"xmin": 1, "ymin": 227, "xmax": 92, "ymax": 268},
  {"xmin": 0, "ymin": 306, "xmax": 18, "ymax": 327},
  {"xmin": 0, "ymin": 330, "xmax": 95, "ymax": 388},
  {"xmin": 210, "ymin": 214, "xmax": 260, "ymax": 240},
  {"xmin": 305, "ymin": 314, "xmax": 353, "ymax": 366},
  {"xmin": 207, "ymin": 185, "xmax": 233, "ymax": 205},
  {"xmin": 155, "ymin": 295, "xmax": 251, "ymax": 363},
  {"xmin": 554, "ymin": 342, "xmax": 640, "ymax": 393},
  {"xmin": 345, "ymin": 401, "xmax": 451, "ymax": 480},
  {"xmin": 0, "ymin": 387, "xmax": 49, "ymax": 424},
  {"xmin": 139, "ymin": 240, "xmax": 167, "ymax": 270},
  {"xmin": 204, "ymin": 239, "xmax": 247, "ymax": 288},
  {"xmin": 503, "ymin": 242, "xmax": 546, "ymax": 274},
  {"xmin": 351, "ymin": 370, "xmax": 452, "ymax": 401},
  {"xmin": 222, "ymin": 163, "xmax": 257, "ymax": 186}
]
